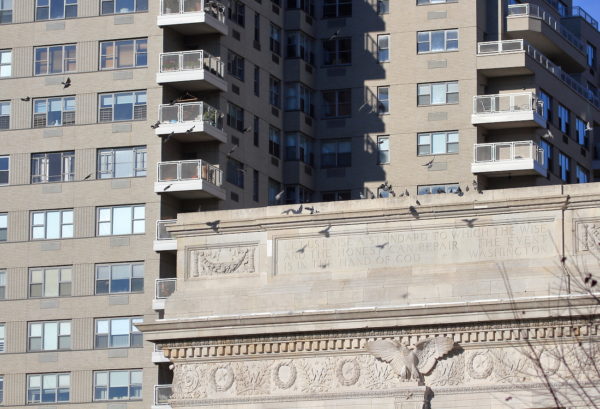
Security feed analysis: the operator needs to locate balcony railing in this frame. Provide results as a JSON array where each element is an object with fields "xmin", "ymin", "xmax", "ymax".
[
  {"xmin": 156, "ymin": 278, "xmax": 177, "ymax": 299},
  {"xmin": 477, "ymin": 40, "xmax": 600, "ymax": 108},
  {"xmin": 508, "ymin": 3, "xmax": 585, "ymax": 53},
  {"xmin": 473, "ymin": 92, "xmax": 542, "ymax": 115},
  {"xmin": 159, "ymin": 50, "xmax": 224, "ymax": 78},
  {"xmin": 473, "ymin": 141, "xmax": 544, "ymax": 165},
  {"xmin": 158, "ymin": 102, "xmax": 223, "ymax": 129},
  {"xmin": 156, "ymin": 219, "xmax": 176, "ymax": 240},
  {"xmin": 571, "ymin": 6, "xmax": 599, "ymax": 30},
  {"xmin": 154, "ymin": 385, "xmax": 172, "ymax": 406},
  {"xmin": 157, "ymin": 160, "xmax": 223, "ymax": 187},
  {"xmin": 160, "ymin": 0, "xmax": 226, "ymax": 22}
]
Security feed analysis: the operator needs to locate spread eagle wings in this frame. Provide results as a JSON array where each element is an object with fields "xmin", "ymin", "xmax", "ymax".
[
  {"xmin": 365, "ymin": 339, "xmax": 409, "ymax": 376},
  {"xmin": 413, "ymin": 336, "xmax": 454, "ymax": 375}
]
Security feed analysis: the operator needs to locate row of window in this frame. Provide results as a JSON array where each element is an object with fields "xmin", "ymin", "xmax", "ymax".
[
  {"xmin": 0, "ymin": 369, "xmax": 142, "ymax": 405},
  {"xmin": 0, "ymin": 262, "xmax": 144, "ymax": 299},
  {"xmin": 539, "ymin": 90, "xmax": 591, "ymax": 147},
  {"xmin": 539, "ymin": 140, "xmax": 589, "ymax": 183},
  {"xmin": 0, "ymin": 204, "xmax": 144, "ymax": 241}
]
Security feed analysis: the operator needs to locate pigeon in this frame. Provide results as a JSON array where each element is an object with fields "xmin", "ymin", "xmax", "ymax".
[
  {"xmin": 462, "ymin": 218, "xmax": 477, "ymax": 228},
  {"xmin": 206, "ymin": 220, "xmax": 220, "ymax": 232},
  {"xmin": 20, "ymin": 97, "xmax": 31, "ymax": 101},
  {"xmin": 422, "ymin": 157, "xmax": 435, "ymax": 168},
  {"xmin": 61, "ymin": 77, "xmax": 71, "ymax": 88},
  {"xmin": 163, "ymin": 184, "xmax": 173, "ymax": 191},
  {"xmin": 328, "ymin": 29, "xmax": 341, "ymax": 41},
  {"xmin": 83, "ymin": 173, "xmax": 93, "ymax": 180},
  {"xmin": 318, "ymin": 225, "xmax": 331, "ymax": 238},
  {"xmin": 150, "ymin": 121, "xmax": 161, "ymax": 129},
  {"xmin": 186, "ymin": 125, "xmax": 195, "ymax": 133},
  {"xmin": 228, "ymin": 145, "xmax": 238, "ymax": 156},
  {"xmin": 274, "ymin": 190, "xmax": 285, "ymax": 201}
]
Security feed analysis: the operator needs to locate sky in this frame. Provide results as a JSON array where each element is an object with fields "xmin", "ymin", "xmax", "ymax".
[{"xmin": 573, "ymin": 0, "xmax": 600, "ymax": 21}]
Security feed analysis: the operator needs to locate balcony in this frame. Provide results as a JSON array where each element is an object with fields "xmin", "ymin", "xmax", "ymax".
[
  {"xmin": 507, "ymin": 3, "xmax": 586, "ymax": 70},
  {"xmin": 154, "ymin": 160, "xmax": 225, "ymax": 200},
  {"xmin": 156, "ymin": 102, "xmax": 226, "ymax": 143},
  {"xmin": 158, "ymin": 0, "xmax": 227, "ymax": 35},
  {"xmin": 153, "ymin": 278, "xmax": 177, "ymax": 311},
  {"xmin": 156, "ymin": 51, "xmax": 226, "ymax": 92},
  {"xmin": 153, "ymin": 385, "xmax": 172, "ymax": 409},
  {"xmin": 152, "ymin": 344, "xmax": 170, "ymax": 363},
  {"xmin": 477, "ymin": 40, "xmax": 600, "ymax": 108},
  {"xmin": 472, "ymin": 93, "xmax": 546, "ymax": 129},
  {"xmin": 153, "ymin": 220, "xmax": 177, "ymax": 252},
  {"xmin": 571, "ymin": 6, "xmax": 599, "ymax": 30},
  {"xmin": 471, "ymin": 141, "xmax": 547, "ymax": 177}
]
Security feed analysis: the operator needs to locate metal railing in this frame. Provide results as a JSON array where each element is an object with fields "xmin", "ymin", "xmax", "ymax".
[
  {"xmin": 473, "ymin": 141, "xmax": 544, "ymax": 165},
  {"xmin": 472, "ymin": 92, "xmax": 542, "ymax": 115},
  {"xmin": 156, "ymin": 219, "xmax": 176, "ymax": 240},
  {"xmin": 158, "ymin": 102, "xmax": 223, "ymax": 130},
  {"xmin": 508, "ymin": 3, "xmax": 585, "ymax": 53},
  {"xmin": 160, "ymin": 0, "xmax": 226, "ymax": 22},
  {"xmin": 571, "ymin": 6, "xmax": 599, "ymax": 30},
  {"xmin": 477, "ymin": 40, "xmax": 600, "ymax": 108},
  {"xmin": 155, "ymin": 278, "xmax": 177, "ymax": 299},
  {"xmin": 154, "ymin": 385, "xmax": 173, "ymax": 406},
  {"xmin": 157, "ymin": 160, "xmax": 223, "ymax": 187},
  {"xmin": 159, "ymin": 50, "xmax": 224, "ymax": 78}
]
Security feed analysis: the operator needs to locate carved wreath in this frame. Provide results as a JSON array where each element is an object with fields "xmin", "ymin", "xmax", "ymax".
[
  {"xmin": 336, "ymin": 358, "xmax": 361, "ymax": 386},
  {"xmin": 273, "ymin": 361, "xmax": 297, "ymax": 390},
  {"xmin": 210, "ymin": 364, "xmax": 234, "ymax": 392}
]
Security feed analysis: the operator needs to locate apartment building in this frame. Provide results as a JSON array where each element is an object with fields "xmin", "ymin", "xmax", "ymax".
[{"xmin": 0, "ymin": 0, "xmax": 599, "ymax": 407}]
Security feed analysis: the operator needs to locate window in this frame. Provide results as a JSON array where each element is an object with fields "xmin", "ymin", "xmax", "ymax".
[
  {"xmin": 322, "ymin": 89, "xmax": 351, "ymax": 118},
  {"xmin": 253, "ymin": 170, "xmax": 259, "ymax": 202},
  {"xmin": 321, "ymin": 139, "xmax": 351, "ymax": 168},
  {"xmin": 322, "ymin": 191, "xmax": 351, "ymax": 201},
  {"xmin": 97, "ymin": 205, "xmax": 145, "ymax": 236},
  {"xmin": 285, "ymin": 133, "xmax": 314, "ymax": 164},
  {"xmin": 97, "ymin": 146, "xmax": 147, "ymax": 179},
  {"xmin": 323, "ymin": 0, "xmax": 351, "ymax": 18},
  {"xmin": 227, "ymin": 102, "xmax": 244, "ymax": 131},
  {"xmin": 36, "ymin": 0, "xmax": 77, "ymax": 20},
  {"xmin": 31, "ymin": 209, "xmax": 73, "ymax": 240},
  {"xmin": 253, "ymin": 65, "xmax": 260, "ymax": 96},
  {"xmin": 31, "ymin": 151, "xmax": 75, "ymax": 183},
  {"xmin": 286, "ymin": 31, "xmax": 315, "ymax": 65},
  {"xmin": 540, "ymin": 140, "xmax": 553, "ymax": 173},
  {"xmin": 377, "ymin": 136, "xmax": 389, "ymax": 164},
  {"xmin": 95, "ymin": 317, "xmax": 142, "ymax": 348},
  {"xmin": 29, "ymin": 266, "xmax": 71, "ymax": 298},
  {"xmin": 0, "ymin": 375, "xmax": 3, "ymax": 404},
  {"xmin": 0, "ymin": 270, "xmax": 5, "ymax": 299},
  {"xmin": 228, "ymin": 0, "xmax": 245, "ymax": 26},
  {"xmin": 100, "ymin": 39, "xmax": 147, "ymax": 70},
  {"xmin": 254, "ymin": 12, "xmax": 260, "ymax": 46},
  {"xmin": 323, "ymin": 37, "xmax": 351, "ymax": 66},
  {"xmin": 587, "ymin": 42, "xmax": 597, "ymax": 69},
  {"xmin": 417, "ymin": 81, "xmax": 459, "ymax": 105},
  {"xmin": 99, "ymin": 91, "xmax": 147, "ymax": 122},
  {"xmin": 539, "ymin": 90, "xmax": 552, "ymax": 121},
  {"xmin": 28, "ymin": 321, "xmax": 71, "ymax": 351},
  {"xmin": 576, "ymin": 118, "xmax": 588, "ymax": 146},
  {"xmin": 0, "ymin": 0, "xmax": 12, "ymax": 23},
  {"xmin": 576, "ymin": 165, "xmax": 589, "ymax": 183},
  {"xmin": 287, "ymin": 0, "xmax": 314, "ymax": 16},
  {"xmin": 378, "ymin": 0, "xmax": 389, "ymax": 14},
  {"xmin": 270, "ymin": 24, "xmax": 282, "ymax": 55},
  {"xmin": 101, "ymin": 0, "xmax": 148, "ymax": 15},
  {"xmin": 558, "ymin": 104, "xmax": 570, "ymax": 135},
  {"xmin": 377, "ymin": 86, "xmax": 389, "ymax": 114},
  {"xmin": 269, "ymin": 126, "xmax": 281, "ymax": 158},
  {"xmin": 0, "ymin": 49, "xmax": 10, "ymax": 77},
  {"xmin": 417, "ymin": 0, "xmax": 458, "ymax": 4},
  {"xmin": 227, "ymin": 50, "xmax": 244, "ymax": 81},
  {"xmin": 27, "ymin": 373, "xmax": 70, "ymax": 404},
  {"xmin": 269, "ymin": 76, "xmax": 281, "ymax": 107},
  {"xmin": 0, "ymin": 213, "xmax": 5, "ymax": 241},
  {"xmin": 377, "ymin": 34, "xmax": 390, "ymax": 62},
  {"xmin": 557, "ymin": 0, "xmax": 568, "ymax": 17},
  {"xmin": 226, "ymin": 158, "xmax": 244, "ymax": 188},
  {"xmin": 285, "ymin": 83, "xmax": 314, "ymax": 116},
  {"xmin": 417, "ymin": 29, "xmax": 458, "ymax": 53},
  {"xmin": 0, "ymin": 101, "xmax": 9, "ymax": 129},
  {"xmin": 418, "ymin": 183, "xmax": 460, "ymax": 195},
  {"xmin": 253, "ymin": 115, "xmax": 259, "ymax": 146},
  {"xmin": 0, "ymin": 155, "xmax": 8, "ymax": 184},
  {"xmin": 0, "ymin": 323, "xmax": 4, "ymax": 352},
  {"xmin": 33, "ymin": 97, "xmax": 75, "ymax": 127},
  {"xmin": 417, "ymin": 131, "xmax": 459, "ymax": 155},
  {"xmin": 34, "ymin": 44, "xmax": 76, "ymax": 75},
  {"xmin": 268, "ymin": 178, "xmax": 281, "ymax": 205},
  {"xmin": 94, "ymin": 369, "xmax": 142, "ymax": 401},
  {"xmin": 285, "ymin": 185, "xmax": 313, "ymax": 204},
  {"xmin": 96, "ymin": 263, "xmax": 143, "ymax": 294},
  {"xmin": 559, "ymin": 152, "xmax": 570, "ymax": 182}
]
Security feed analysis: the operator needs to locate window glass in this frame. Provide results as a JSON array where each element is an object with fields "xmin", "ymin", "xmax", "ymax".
[
  {"xmin": 0, "ymin": 50, "xmax": 10, "ymax": 77},
  {"xmin": 0, "ymin": 156, "xmax": 8, "ymax": 185},
  {"xmin": 31, "ymin": 210, "xmax": 73, "ymax": 240},
  {"xmin": 99, "ymin": 91, "xmax": 147, "ymax": 122},
  {"xmin": 100, "ymin": 39, "xmax": 147, "ymax": 69},
  {"xmin": 97, "ymin": 205, "xmax": 145, "ymax": 236}
]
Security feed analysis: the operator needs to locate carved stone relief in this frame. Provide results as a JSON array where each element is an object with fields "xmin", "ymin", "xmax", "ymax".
[{"xmin": 188, "ymin": 245, "xmax": 256, "ymax": 277}]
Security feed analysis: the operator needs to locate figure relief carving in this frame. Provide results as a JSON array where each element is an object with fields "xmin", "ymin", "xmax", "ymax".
[
  {"xmin": 273, "ymin": 361, "xmax": 297, "ymax": 390},
  {"xmin": 336, "ymin": 358, "xmax": 361, "ymax": 386},
  {"xmin": 190, "ymin": 246, "xmax": 255, "ymax": 277},
  {"xmin": 366, "ymin": 336, "xmax": 455, "ymax": 383},
  {"xmin": 583, "ymin": 224, "xmax": 600, "ymax": 259},
  {"xmin": 234, "ymin": 362, "xmax": 271, "ymax": 396},
  {"xmin": 210, "ymin": 364, "xmax": 235, "ymax": 392}
]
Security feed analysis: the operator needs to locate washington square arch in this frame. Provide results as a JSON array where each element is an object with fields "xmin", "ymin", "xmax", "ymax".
[{"xmin": 139, "ymin": 183, "xmax": 600, "ymax": 409}]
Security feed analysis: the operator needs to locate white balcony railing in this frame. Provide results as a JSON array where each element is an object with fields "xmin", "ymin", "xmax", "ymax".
[
  {"xmin": 160, "ymin": 0, "xmax": 226, "ymax": 22},
  {"xmin": 159, "ymin": 50, "xmax": 224, "ymax": 78},
  {"xmin": 477, "ymin": 40, "xmax": 600, "ymax": 108},
  {"xmin": 156, "ymin": 278, "xmax": 177, "ymax": 299},
  {"xmin": 156, "ymin": 219, "xmax": 176, "ymax": 240},
  {"xmin": 154, "ymin": 385, "xmax": 172, "ymax": 406},
  {"xmin": 157, "ymin": 160, "xmax": 223, "ymax": 187},
  {"xmin": 472, "ymin": 92, "xmax": 542, "ymax": 115},
  {"xmin": 158, "ymin": 102, "xmax": 223, "ymax": 130},
  {"xmin": 508, "ymin": 3, "xmax": 586, "ymax": 53},
  {"xmin": 473, "ymin": 141, "xmax": 544, "ymax": 165}
]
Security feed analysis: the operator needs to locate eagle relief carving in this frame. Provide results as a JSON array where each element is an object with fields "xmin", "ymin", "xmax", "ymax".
[
  {"xmin": 190, "ymin": 246, "xmax": 256, "ymax": 277},
  {"xmin": 366, "ymin": 337, "xmax": 455, "ymax": 384}
]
